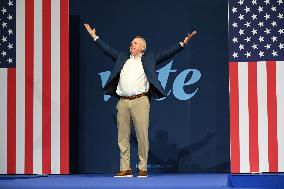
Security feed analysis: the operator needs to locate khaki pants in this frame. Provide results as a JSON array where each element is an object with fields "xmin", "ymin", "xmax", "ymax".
[{"xmin": 116, "ymin": 96, "xmax": 150, "ymax": 171}]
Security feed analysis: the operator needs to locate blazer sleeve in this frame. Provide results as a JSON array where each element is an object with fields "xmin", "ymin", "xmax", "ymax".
[
  {"xmin": 154, "ymin": 43, "xmax": 184, "ymax": 65},
  {"xmin": 94, "ymin": 38, "xmax": 119, "ymax": 61}
]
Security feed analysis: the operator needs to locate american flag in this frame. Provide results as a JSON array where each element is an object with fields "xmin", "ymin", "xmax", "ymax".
[
  {"xmin": 0, "ymin": 0, "xmax": 69, "ymax": 174},
  {"xmin": 229, "ymin": 0, "xmax": 284, "ymax": 173}
]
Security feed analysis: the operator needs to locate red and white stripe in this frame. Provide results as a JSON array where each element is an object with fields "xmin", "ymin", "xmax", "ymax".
[
  {"xmin": 0, "ymin": 0, "xmax": 69, "ymax": 174},
  {"xmin": 229, "ymin": 61, "xmax": 284, "ymax": 173}
]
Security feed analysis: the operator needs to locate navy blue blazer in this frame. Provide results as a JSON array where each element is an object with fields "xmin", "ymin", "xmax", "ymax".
[{"xmin": 95, "ymin": 38, "xmax": 184, "ymax": 98}]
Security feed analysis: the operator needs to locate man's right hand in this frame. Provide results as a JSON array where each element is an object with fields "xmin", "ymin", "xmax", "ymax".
[{"xmin": 84, "ymin": 23, "xmax": 97, "ymax": 39}]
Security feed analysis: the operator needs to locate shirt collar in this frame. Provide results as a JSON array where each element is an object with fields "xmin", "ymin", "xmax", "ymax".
[{"xmin": 130, "ymin": 53, "xmax": 143, "ymax": 59}]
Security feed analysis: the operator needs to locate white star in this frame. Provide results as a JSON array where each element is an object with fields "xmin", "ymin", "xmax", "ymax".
[
  {"xmin": 244, "ymin": 37, "xmax": 251, "ymax": 42},
  {"xmin": 232, "ymin": 37, "xmax": 238, "ymax": 43},
  {"xmin": 278, "ymin": 13, "xmax": 283, "ymax": 19},
  {"xmin": 258, "ymin": 6, "xmax": 263, "ymax": 13},
  {"xmin": 271, "ymin": 6, "xmax": 277, "ymax": 11},
  {"xmin": 238, "ymin": 14, "xmax": 244, "ymax": 20},
  {"xmin": 259, "ymin": 51, "xmax": 264, "ymax": 57},
  {"xmin": 252, "ymin": 0, "xmax": 257, "ymax": 5},
  {"xmin": 258, "ymin": 22, "xmax": 264, "ymax": 27},
  {"xmin": 232, "ymin": 52, "xmax": 238, "ymax": 58},
  {"xmin": 264, "ymin": 13, "xmax": 270, "ymax": 20},
  {"xmin": 259, "ymin": 36, "xmax": 264, "ymax": 42},
  {"xmin": 2, "ymin": 36, "xmax": 7, "ymax": 42},
  {"xmin": 272, "ymin": 50, "xmax": 278, "ymax": 56},
  {"xmin": 244, "ymin": 22, "xmax": 251, "ymax": 27},
  {"xmin": 2, "ymin": 22, "xmax": 7, "ymax": 28},
  {"xmin": 271, "ymin": 21, "xmax": 277, "ymax": 27},
  {"xmin": 239, "ymin": 29, "xmax": 245, "ymax": 35},
  {"xmin": 7, "ymin": 14, "xmax": 12, "ymax": 20},
  {"xmin": 264, "ymin": 28, "xmax": 271, "ymax": 34},
  {"xmin": 271, "ymin": 36, "xmax": 277, "ymax": 42},
  {"xmin": 279, "ymin": 43, "xmax": 284, "ymax": 49},
  {"xmin": 252, "ymin": 14, "xmax": 257, "ymax": 20},
  {"xmin": 277, "ymin": 0, "xmax": 283, "ymax": 5},
  {"xmin": 244, "ymin": 6, "xmax": 250, "ymax": 13},
  {"xmin": 8, "ymin": 29, "xmax": 13, "ymax": 35},
  {"xmin": 278, "ymin": 29, "xmax": 284, "ymax": 34},
  {"xmin": 7, "ymin": 43, "xmax": 13, "ymax": 49},
  {"xmin": 264, "ymin": 44, "xmax": 271, "ymax": 49},
  {"xmin": 251, "ymin": 28, "xmax": 258, "ymax": 35},
  {"xmin": 1, "ymin": 7, "xmax": 7, "ymax": 14},
  {"xmin": 264, "ymin": 0, "xmax": 270, "ymax": 5},
  {"xmin": 232, "ymin": 22, "xmax": 238, "ymax": 28},
  {"xmin": 252, "ymin": 44, "xmax": 258, "ymax": 49},
  {"xmin": 238, "ymin": 0, "xmax": 244, "ymax": 5},
  {"xmin": 7, "ymin": 58, "xmax": 13, "ymax": 64},
  {"xmin": 8, "ymin": 0, "xmax": 13, "ymax": 6},
  {"xmin": 239, "ymin": 44, "xmax": 245, "ymax": 50},
  {"xmin": 245, "ymin": 51, "xmax": 251, "ymax": 58},
  {"xmin": 232, "ymin": 7, "xmax": 237, "ymax": 13},
  {"xmin": 1, "ymin": 51, "xmax": 7, "ymax": 57}
]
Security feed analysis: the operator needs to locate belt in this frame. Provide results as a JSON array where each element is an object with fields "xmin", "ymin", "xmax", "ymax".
[{"xmin": 120, "ymin": 92, "xmax": 148, "ymax": 100}]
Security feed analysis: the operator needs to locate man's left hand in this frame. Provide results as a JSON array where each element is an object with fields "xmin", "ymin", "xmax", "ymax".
[{"xmin": 183, "ymin": 31, "xmax": 197, "ymax": 45}]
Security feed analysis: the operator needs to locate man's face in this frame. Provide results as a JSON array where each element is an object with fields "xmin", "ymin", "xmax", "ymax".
[{"xmin": 130, "ymin": 38, "xmax": 144, "ymax": 56}]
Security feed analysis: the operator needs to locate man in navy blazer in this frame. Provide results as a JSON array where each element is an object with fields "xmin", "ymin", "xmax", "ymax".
[{"xmin": 84, "ymin": 23, "xmax": 196, "ymax": 177}]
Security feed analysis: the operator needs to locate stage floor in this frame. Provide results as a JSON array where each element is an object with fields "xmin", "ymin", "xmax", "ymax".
[{"xmin": 0, "ymin": 173, "xmax": 283, "ymax": 189}]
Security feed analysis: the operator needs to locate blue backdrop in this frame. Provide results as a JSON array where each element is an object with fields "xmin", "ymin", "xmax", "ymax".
[{"xmin": 70, "ymin": 0, "xmax": 229, "ymax": 173}]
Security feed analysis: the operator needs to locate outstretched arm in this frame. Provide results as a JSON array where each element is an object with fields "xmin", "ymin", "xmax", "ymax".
[
  {"xmin": 155, "ymin": 31, "xmax": 197, "ymax": 64},
  {"xmin": 84, "ymin": 23, "xmax": 119, "ymax": 61}
]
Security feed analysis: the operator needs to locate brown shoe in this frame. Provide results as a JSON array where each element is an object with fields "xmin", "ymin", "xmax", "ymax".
[
  {"xmin": 114, "ymin": 170, "xmax": 133, "ymax": 177},
  {"xmin": 137, "ymin": 170, "xmax": 148, "ymax": 177}
]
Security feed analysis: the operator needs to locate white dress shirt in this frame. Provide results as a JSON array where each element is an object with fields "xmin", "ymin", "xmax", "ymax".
[
  {"xmin": 116, "ymin": 54, "xmax": 149, "ymax": 96},
  {"xmin": 94, "ymin": 36, "xmax": 150, "ymax": 96}
]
